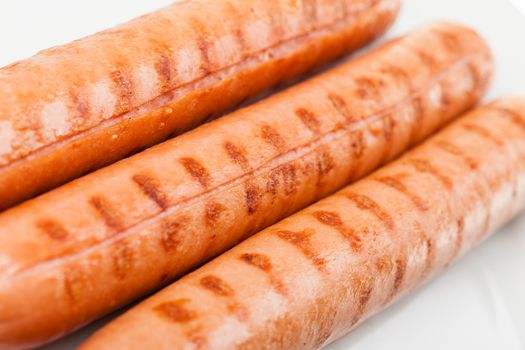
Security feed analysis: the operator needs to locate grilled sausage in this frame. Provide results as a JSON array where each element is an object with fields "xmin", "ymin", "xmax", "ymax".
[
  {"xmin": 0, "ymin": 0, "xmax": 401, "ymax": 210},
  {"xmin": 0, "ymin": 22, "xmax": 492, "ymax": 349},
  {"xmin": 80, "ymin": 98, "xmax": 525, "ymax": 350}
]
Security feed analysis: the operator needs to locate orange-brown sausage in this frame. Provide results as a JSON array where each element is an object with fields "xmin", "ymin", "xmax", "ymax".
[
  {"xmin": 0, "ymin": 0, "xmax": 401, "ymax": 210},
  {"xmin": 79, "ymin": 98, "xmax": 525, "ymax": 350},
  {"xmin": 0, "ymin": 22, "xmax": 492, "ymax": 349}
]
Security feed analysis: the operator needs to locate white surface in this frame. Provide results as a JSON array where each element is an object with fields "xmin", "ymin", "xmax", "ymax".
[
  {"xmin": 511, "ymin": 0, "xmax": 525, "ymax": 15},
  {"xmin": 0, "ymin": 1, "xmax": 524, "ymax": 349}
]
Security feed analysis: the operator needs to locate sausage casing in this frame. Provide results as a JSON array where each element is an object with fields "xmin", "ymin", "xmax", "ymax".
[
  {"xmin": 0, "ymin": 21, "xmax": 493, "ymax": 349},
  {"xmin": 80, "ymin": 98, "xmax": 525, "ymax": 350},
  {"xmin": 0, "ymin": 0, "xmax": 401, "ymax": 209}
]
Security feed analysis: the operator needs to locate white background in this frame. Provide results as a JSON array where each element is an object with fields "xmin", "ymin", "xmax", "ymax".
[{"xmin": 0, "ymin": 1, "xmax": 524, "ymax": 349}]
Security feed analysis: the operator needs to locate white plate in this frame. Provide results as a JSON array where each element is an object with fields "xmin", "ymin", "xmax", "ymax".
[{"xmin": 0, "ymin": 1, "xmax": 524, "ymax": 349}]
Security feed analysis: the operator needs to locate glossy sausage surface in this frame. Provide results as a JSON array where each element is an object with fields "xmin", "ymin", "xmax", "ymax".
[
  {"xmin": 0, "ymin": 0, "xmax": 401, "ymax": 209},
  {"xmin": 80, "ymin": 98, "xmax": 525, "ymax": 350},
  {"xmin": 0, "ymin": 22, "xmax": 492, "ymax": 349}
]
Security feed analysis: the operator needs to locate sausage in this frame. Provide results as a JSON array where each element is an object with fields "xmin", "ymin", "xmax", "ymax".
[
  {"xmin": 0, "ymin": 22, "xmax": 493, "ymax": 349},
  {"xmin": 0, "ymin": 0, "xmax": 401, "ymax": 210},
  {"xmin": 78, "ymin": 98, "xmax": 525, "ymax": 350}
]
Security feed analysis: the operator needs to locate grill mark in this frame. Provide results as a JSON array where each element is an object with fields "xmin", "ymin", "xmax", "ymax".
[
  {"xmin": 276, "ymin": 229, "xmax": 326, "ymax": 271},
  {"xmin": 266, "ymin": 170, "xmax": 279, "ymax": 196},
  {"xmin": 487, "ymin": 168, "xmax": 508, "ymax": 193},
  {"xmin": 350, "ymin": 130, "xmax": 365, "ymax": 158},
  {"xmin": 245, "ymin": 182, "xmax": 261, "ymax": 214},
  {"xmin": 406, "ymin": 158, "xmax": 453, "ymax": 189},
  {"xmin": 301, "ymin": 157, "xmax": 317, "ymax": 179},
  {"xmin": 313, "ymin": 210, "xmax": 343, "ymax": 226},
  {"xmin": 227, "ymin": 302, "xmax": 250, "ymax": 323},
  {"xmin": 355, "ymin": 284, "xmax": 373, "ymax": 324},
  {"xmin": 451, "ymin": 217, "xmax": 465, "ymax": 261},
  {"xmin": 413, "ymin": 222, "xmax": 434, "ymax": 278},
  {"xmin": 240, "ymin": 253, "xmax": 272, "ymax": 271},
  {"xmin": 266, "ymin": 1, "xmax": 285, "ymax": 41},
  {"xmin": 375, "ymin": 256, "xmax": 394, "ymax": 275},
  {"xmin": 180, "ymin": 157, "xmax": 211, "ymax": 188},
  {"xmin": 187, "ymin": 327, "xmax": 207, "ymax": 349},
  {"xmin": 345, "ymin": 192, "xmax": 394, "ymax": 230},
  {"xmin": 492, "ymin": 106, "xmax": 525, "ymax": 133},
  {"xmin": 89, "ymin": 196, "xmax": 123, "ymax": 231},
  {"xmin": 221, "ymin": 0, "xmax": 248, "ymax": 55},
  {"xmin": 188, "ymin": 335, "xmax": 207, "ymax": 349},
  {"xmin": 312, "ymin": 298, "xmax": 335, "ymax": 348},
  {"xmin": 132, "ymin": 174, "xmax": 169, "ymax": 210},
  {"xmin": 70, "ymin": 89, "xmax": 89, "ymax": 121},
  {"xmin": 351, "ymin": 275, "xmax": 374, "ymax": 326},
  {"xmin": 355, "ymin": 77, "xmax": 381, "ymax": 99},
  {"xmin": 239, "ymin": 253, "xmax": 289, "ymax": 296},
  {"xmin": 295, "ymin": 108, "xmax": 321, "ymax": 134},
  {"xmin": 388, "ymin": 254, "xmax": 407, "ymax": 301},
  {"xmin": 412, "ymin": 96, "xmax": 425, "ymax": 122},
  {"xmin": 409, "ymin": 97, "xmax": 425, "ymax": 144},
  {"xmin": 382, "ymin": 114, "xmax": 396, "ymax": 142},
  {"xmin": 36, "ymin": 219, "xmax": 69, "ymax": 241},
  {"xmin": 160, "ymin": 217, "xmax": 185, "ymax": 252},
  {"xmin": 112, "ymin": 239, "xmax": 134, "ymax": 279},
  {"xmin": 156, "ymin": 55, "xmax": 174, "ymax": 91},
  {"xmin": 461, "ymin": 123, "xmax": 503, "ymax": 146},
  {"xmin": 381, "ymin": 65, "xmax": 411, "ymax": 90},
  {"xmin": 154, "ymin": 299, "xmax": 197, "ymax": 323},
  {"xmin": 197, "ymin": 35, "xmax": 212, "ymax": 75},
  {"xmin": 434, "ymin": 140, "xmax": 478, "ymax": 170},
  {"xmin": 261, "ymin": 125, "xmax": 286, "ymax": 151},
  {"xmin": 316, "ymin": 147, "xmax": 335, "ymax": 186},
  {"xmin": 424, "ymin": 236, "xmax": 435, "ymax": 277},
  {"xmin": 232, "ymin": 24, "xmax": 248, "ymax": 56},
  {"xmin": 328, "ymin": 93, "xmax": 353, "ymax": 121},
  {"xmin": 312, "ymin": 211, "xmax": 362, "ymax": 251},
  {"xmin": 439, "ymin": 80, "xmax": 451, "ymax": 108},
  {"xmin": 63, "ymin": 266, "xmax": 84, "ymax": 304},
  {"xmin": 224, "ymin": 141, "xmax": 250, "ymax": 170},
  {"xmin": 269, "ymin": 276, "xmax": 289, "ymax": 297},
  {"xmin": 467, "ymin": 61, "xmax": 482, "ymax": 89},
  {"xmin": 200, "ymin": 275, "xmax": 234, "ymax": 297},
  {"xmin": 267, "ymin": 163, "xmax": 298, "ymax": 196},
  {"xmin": 110, "ymin": 68, "xmax": 134, "ymax": 111},
  {"xmin": 205, "ymin": 201, "xmax": 225, "ymax": 227},
  {"xmin": 435, "ymin": 29, "xmax": 462, "ymax": 52},
  {"xmin": 416, "ymin": 50, "xmax": 438, "ymax": 71},
  {"xmin": 375, "ymin": 176, "xmax": 428, "ymax": 211}
]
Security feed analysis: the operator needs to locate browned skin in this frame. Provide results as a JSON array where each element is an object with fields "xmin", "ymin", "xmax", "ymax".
[
  {"xmin": 0, "ymin": 22, "xmax": 493, "ymax": 349},
  {"xmin": 80, "ymin": 98, "xmax": 525, "ymax": 350},
  {"xmin": 0, "ymin": 0, "xmax": 401, "ymax": 210}
]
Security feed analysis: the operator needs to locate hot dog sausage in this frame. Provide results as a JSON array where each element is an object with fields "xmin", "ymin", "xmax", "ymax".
[
  {"xmin": 0, "ymin": 22, "xmax": 492, "ymax": 349},
  {"xmin": 0, "ymin": 0, "xmax": 401, "ymax": 210},
  {"xmin": 79, "ymin": 98, "xmax": 525, "ymax": 350}
]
